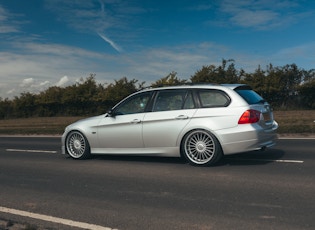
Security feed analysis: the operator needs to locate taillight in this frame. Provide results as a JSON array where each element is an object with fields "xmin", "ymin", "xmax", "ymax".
[{"xmin": 238, "ymin": 110, "xmax": 261, "ymax": 124}]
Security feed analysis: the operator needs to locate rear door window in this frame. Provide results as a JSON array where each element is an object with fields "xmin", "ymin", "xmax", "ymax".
[{"xmin": 153, "ymin": 90, "xmax": 195, "ymax": 112}]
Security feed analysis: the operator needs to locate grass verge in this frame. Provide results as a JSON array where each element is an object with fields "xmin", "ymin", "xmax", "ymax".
[{"xmin": 274, "ymin": 110, "xmax": 315, "ymax": 134}]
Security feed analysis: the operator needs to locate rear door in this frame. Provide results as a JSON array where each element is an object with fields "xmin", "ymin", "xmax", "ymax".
[{"xmin": 142, "ymin": 89, "xmax": 196, "ymax": 148}]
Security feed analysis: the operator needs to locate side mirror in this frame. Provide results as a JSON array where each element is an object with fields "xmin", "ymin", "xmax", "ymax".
[{"xmin": 107, "ymin": 110, "xmax": 115, "ymax": 117}]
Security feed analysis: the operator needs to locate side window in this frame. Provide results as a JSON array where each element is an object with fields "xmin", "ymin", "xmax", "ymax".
[
  {"xmin": 153, "ymin": 90, "xmax": 195, "ymax": 112},
  {"xmin": 114, "ymin": 92, "xmax": 152, "ymax": 115},
  {"xmin": 198, "ymin": 90, "xmax": 230, "ymax": 107}
]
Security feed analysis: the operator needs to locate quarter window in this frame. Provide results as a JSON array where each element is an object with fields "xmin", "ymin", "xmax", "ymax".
[{"xmin": 198, "ymin": 90, "xmax": 230, "ymax": 107}]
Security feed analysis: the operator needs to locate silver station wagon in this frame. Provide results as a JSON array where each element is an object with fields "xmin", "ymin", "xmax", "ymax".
[{"xmin": 62, "ymin": 84, "xmax": 278, "ymax": 166}]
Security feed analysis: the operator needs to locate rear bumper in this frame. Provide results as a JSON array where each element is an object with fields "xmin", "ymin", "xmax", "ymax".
[{"xmin": 216, "ymin": 121, "xmax": 278, "ymax": 155}]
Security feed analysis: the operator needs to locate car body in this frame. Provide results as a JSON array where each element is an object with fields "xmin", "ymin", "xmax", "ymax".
[{"xmin": 61, "ymin": 84, "xmax": 278, "ymax": 166}]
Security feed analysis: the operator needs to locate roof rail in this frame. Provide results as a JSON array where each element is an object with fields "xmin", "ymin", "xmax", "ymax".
[{"xmin": 137, "ymin": 82, "xmax": 223, "ymax": 92}]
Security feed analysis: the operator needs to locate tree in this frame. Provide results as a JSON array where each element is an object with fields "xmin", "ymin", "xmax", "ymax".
[
  {"xmin": 242, "ymin": 65, "xmax": 266, "ymax": 95},
  {"xmin": 0, "ymin": 98, "xmax": 13, "ymax": 119},
  {"xmin": 190, "ymin": 59, "xmax": 241, "ymax": 84},
  {"xmin": 264, "ymin": 64, "xmax": 303, "ymax": 108},
  {"xmin": 103, "ymin": 77, "xmax": 143, "ymax": 105},
  {"xmin": 151, "ymin": 71, "xmax": 187, "ymax": 87},
  {"xmin": 1, "ymin": 62, "xmax": 314, "ymax": 120},
  {"xmin": 298, "ymin": 68, "xmax": 315, "ymax": 109},
  {"xmin": 299, "ymin": 79, "xmax": 315, "ymax": 108},
  {"xmin": 34, "ymin": 86, "xmax": 65, "ymax": 116},
  {"xmin": 12, "ymin": 92, "xmax": 36, "ymax": 117},
  {"xmin": 57, "ymin": 74, "xmax": 103, "ymax": 115}
]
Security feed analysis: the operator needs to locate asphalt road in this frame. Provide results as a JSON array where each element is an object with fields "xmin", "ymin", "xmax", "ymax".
[{"xmin": 0, "ymin": 136, "xmax": 314, "ymax": 230}]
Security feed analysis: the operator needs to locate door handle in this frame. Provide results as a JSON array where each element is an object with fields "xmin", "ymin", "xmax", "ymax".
[
  {"xmin": 175, "ymin": 115, "xmax": 189, "ymax": 120},
  {"xmin": 130, "ymin": 119, "xmax": 141, "ymax": 124}
]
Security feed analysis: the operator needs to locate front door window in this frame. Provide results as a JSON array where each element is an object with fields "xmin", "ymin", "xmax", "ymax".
[{"xmin": 114, "ymin": 92, "xmax": 152, "ymax": 115}]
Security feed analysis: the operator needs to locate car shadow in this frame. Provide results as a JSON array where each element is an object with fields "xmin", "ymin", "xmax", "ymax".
[
  {"xmin": 91, "ymin": 154, "xmax": 187, "ymax": 165},
  {"xmin": 64, "ymin": 148, "xmax": 286, "ymax": 167},
  {"xmin": 219, "ymin": 148, "xmax": 286, "ymax": 166}
]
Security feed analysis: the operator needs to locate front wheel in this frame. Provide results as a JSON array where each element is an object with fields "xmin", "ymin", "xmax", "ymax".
[
  {"xmin": 65, "ymin": 131, "xmax": 91, "ymax": 159},
  {"xmin": 181, "ymin": 130, "xmax": 222, "ymax": 166}
]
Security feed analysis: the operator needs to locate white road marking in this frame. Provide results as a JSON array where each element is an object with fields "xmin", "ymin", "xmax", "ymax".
[
  {"xmin": 6, "ymin": 149, "xmax": 57, "ymax": 154},
  {"xmin": 278, "ymin": 137, "xmax": 315, "ymax": 140},
  {"xmin": 0, "ymin": 206, "xmax": 116, "ymax": 230},
  {"xmin": 272, "ymin": 159, "xmax": 304, "ymax": 163},
  {"xmin": 227, "ymin": 158, "xmax": 304, "ymax": 163}
]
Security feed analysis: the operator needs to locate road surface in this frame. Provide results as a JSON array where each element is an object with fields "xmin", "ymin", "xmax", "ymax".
[{"xmin": 0, "ymin": 136, "xmax": 314, "ymax": 230}]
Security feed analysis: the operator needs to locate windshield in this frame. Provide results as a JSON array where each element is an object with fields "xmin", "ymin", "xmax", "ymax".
[{"xmin": 235, "ymin": 89, "xmax": 265, "ymax": 105}]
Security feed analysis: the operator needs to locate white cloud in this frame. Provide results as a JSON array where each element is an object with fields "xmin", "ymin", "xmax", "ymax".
[
  {"xmin": 44, "ymin": 0, "xmax": 144, "ymax": 52},
  {"xmin": 1, "ymin": 35, "xmax": 314, "ymax": 99},
  {"xmin": 230, "ymin": 9, "xmax": 278, "ymax": 28},
  {"xmin": 0, "ymin": 6, "xmax": 20, "ymax": 33},
  {"xmin": 217, "ymin": 0, "xmax": 309, "ymax": 30},
  {"xmin": 0, "ymin": 38, "xmax": 279, "ymax": 98},
  {"xmin": 20, "ymin": 78, "xmax": 34, "ymax": 87},
  {"xmin": 17, "ymin": 78, "xmax": 52, "ymax": 95},
  {"xmin": 188, "ymin": 4, "xmax": 213, "ymax": 11},
  {"xmin": 0, "ymin": 41, "xmax": 107, "ymax": 98},
  {"xmin": 97, "ymin": 32, "xmax": 123, "ymax": 53},
  {"xmin": 118, "ymin": 43, "xmax": 231, "ymax": 83},
  {"xmin": 6, "ymin": 89, "xmax": 16, "ymax": 95},
  {"xmin": 4, "ymin": 40, "xmax": 230, "ymax": 94},
  {"xmin": 55, "ymin": 76, "xmax": 69, "ymax": 87},
  {"xmin": 40, "ymin": 81, "xmax": 50, "ymax": 87},
  {"xmin": 18, "ymin": 42, "xmax": 103, "ymax": 58},
  {"xmin": 269, "ymin": 42, "xmax": 315, "ymax": 67}
]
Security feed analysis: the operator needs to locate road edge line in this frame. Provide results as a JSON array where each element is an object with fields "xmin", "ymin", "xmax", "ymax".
[{"xmin": 0, "ymin": 206, "xmax": 116, "ymax": 230}]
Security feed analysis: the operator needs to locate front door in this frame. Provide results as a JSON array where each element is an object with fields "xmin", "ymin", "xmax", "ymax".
[
  {"xmin": 97, "ymin": 91, "xmax": 152, "ymax": 149},
  {"xmin": 97, "ymin": 113, "xmax": 145, "ymax": 149}
]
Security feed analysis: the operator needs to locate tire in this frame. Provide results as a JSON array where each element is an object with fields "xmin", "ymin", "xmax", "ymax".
[
  {"xmin": 181, "ymin": 130, "xmax": 222, "ymax": 166},
  {"xmin": 65, "ymin": 131, "xmax": 91, "ymax": 159}
]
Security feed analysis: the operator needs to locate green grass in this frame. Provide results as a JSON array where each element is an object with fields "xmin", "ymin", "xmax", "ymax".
[{"xmin": 0, "ymin": 110, "xmax": 314, "ymax": 135}]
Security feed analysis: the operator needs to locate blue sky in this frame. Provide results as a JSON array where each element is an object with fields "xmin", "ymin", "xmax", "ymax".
[{"xmin": 1, "ymin": 0, "xmax": 315, "ymax": 98}]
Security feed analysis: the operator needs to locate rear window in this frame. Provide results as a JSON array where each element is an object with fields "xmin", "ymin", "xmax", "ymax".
[{"xmin": 235, "ymin": 89, "xmax": 265, "ymax": 105}]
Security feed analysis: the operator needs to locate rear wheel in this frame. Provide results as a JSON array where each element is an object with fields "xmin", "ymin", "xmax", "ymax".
[
  {"xmin": 181, "ymin": 130, "xmax": 222, "ymax": 166},
  {"xmin": 66, "ymin": 131, "xmax": 91, "ymax": 159}
]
